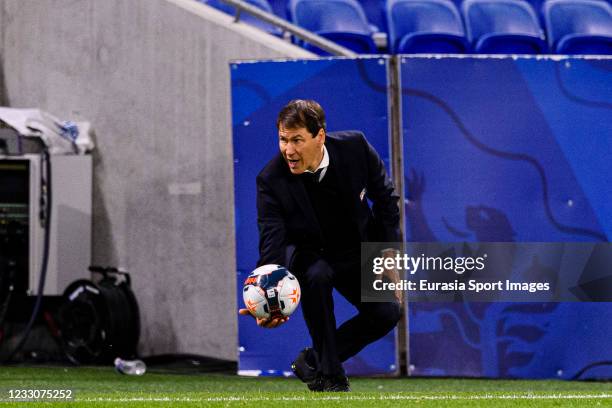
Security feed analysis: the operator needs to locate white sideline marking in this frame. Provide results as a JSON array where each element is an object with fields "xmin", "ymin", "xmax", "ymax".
[{"xmin": 71, "ymin": 394, "xmax": 612, "ymax": 403}]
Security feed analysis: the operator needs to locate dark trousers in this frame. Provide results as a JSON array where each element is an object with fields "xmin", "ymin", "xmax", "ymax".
[{"xmin": 295, "ymin": 254, "xmax": 402, "ymax": 376}]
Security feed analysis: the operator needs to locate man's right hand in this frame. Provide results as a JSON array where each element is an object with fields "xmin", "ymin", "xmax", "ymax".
[{"xmin": 238, "ymin": 308, "xmax": 289, "ymax": 329}]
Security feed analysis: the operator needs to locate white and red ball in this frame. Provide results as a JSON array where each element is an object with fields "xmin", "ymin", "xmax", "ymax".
[{"xmin": 242, "ymin": 264, "xmax": 301, "ymax": 319}]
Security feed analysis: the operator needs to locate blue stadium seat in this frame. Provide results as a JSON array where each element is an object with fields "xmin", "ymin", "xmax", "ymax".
[
  {"xmin": 528, "ymin": 0, "xmax": 548, "ymax": 18},
  {"xmin": 201, "ymin": 0, "xmax": 283, "ymax": 36},
  {"xmin": 288, "ymin": 0, "xmax": 378, "ymax": 54},
  {"xmin": 387, "ymin": 0, "xmax": 468, "ymax": 54},
  {"xmin": 269, "ymin": 0, "xmax": 289, "ymax": 19},
  {"xmin": 543, "ymin": 0, "xmax": 612, "ymax": 54},
  {"xmin": 358, "ymin": 0, "xmax": 388, "ymax": 33},
  {"xmin": 463, "ymin": 0, "xmax": 547, "ymax": 54}
]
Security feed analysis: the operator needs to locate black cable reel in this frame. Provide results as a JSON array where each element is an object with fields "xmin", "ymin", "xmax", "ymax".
[{"xmin": 58, "ymin": 266, "xmax": 140, "ymax": 364}]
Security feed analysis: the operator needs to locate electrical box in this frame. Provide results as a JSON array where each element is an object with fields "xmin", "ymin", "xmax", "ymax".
[{"xmin": 0, "ymin": 154, "xmax": 92, "ymax": 296}]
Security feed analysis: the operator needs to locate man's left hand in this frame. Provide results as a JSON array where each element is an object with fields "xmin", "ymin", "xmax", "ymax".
[{"xmin": 381, "ymin": 249, "xmax": 403, "ymax": 305}]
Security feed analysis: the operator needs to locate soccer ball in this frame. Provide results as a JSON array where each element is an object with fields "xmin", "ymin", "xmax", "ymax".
[{"xmin": 243, "ymin": 264, "xmax": 301, "ymax": 320}]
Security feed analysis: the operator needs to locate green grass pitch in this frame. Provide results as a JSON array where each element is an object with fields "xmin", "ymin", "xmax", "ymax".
[{"xmin": 0, "ymin": 367, "xmax": 610, "ymax": 407}]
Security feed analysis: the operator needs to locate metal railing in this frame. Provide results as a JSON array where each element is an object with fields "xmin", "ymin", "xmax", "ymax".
[{"xmin": 213, "ymin": 0, "xmax": 358, "ymax": 57}]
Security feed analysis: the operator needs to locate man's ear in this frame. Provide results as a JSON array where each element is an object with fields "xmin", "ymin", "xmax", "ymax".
[{"xmin": 317, "ymin": 128, "xmax": 325, "ymax": 145}]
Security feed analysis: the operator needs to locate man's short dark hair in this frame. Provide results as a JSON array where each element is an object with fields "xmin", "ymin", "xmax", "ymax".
[{"xmin": 277, "ymin": 99, "xmax": 326, "ymax": 137}]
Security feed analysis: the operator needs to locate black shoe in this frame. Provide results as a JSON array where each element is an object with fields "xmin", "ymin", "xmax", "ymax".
[
  {"xmin": 308, "ymin": 374, "xmax": 351, "ymax": 392},
  {"xmin": 291, "ymin": 348, "xmax": 318, "ymax": 384}
]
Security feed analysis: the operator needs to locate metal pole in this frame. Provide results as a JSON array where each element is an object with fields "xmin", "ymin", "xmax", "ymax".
[
  {"xmin": 388, "ymin": 55, "xmax": 409, "ymax": 377},
  {"xmin": 217, "ymin": 0, "xmax": 358, "ymax": 57}
]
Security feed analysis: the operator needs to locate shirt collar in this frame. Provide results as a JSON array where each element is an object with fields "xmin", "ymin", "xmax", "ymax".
[
  {"xmin": 305, "ymin": 145, "xmax": 329, "ymax": 182},
  {"xmin": 317, "ymin": 145, "xmax": 329, "ymax": 171}
]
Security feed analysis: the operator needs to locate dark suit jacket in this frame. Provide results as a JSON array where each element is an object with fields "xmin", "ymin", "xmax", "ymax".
[{"xmin": 256, "ymin": 131, "xmax": 400, "ymax": 267}]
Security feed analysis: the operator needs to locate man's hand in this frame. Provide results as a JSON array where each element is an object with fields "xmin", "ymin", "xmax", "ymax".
[
  {"xmin": 238, "ymin": 308, "xmax": 289, "ymax": 329},
  {"xmin": 382, "ymin": 268, "xmax": 404, "ymax": 305},
  {"xmin": 381, "ymin": 249, "xmax": 404, "ymax": 305}
]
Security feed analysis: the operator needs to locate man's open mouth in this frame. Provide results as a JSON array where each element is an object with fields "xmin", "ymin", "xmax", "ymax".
[{"xmin": 287, "ymin": 159, "xmax": 299, "ymax": 169}]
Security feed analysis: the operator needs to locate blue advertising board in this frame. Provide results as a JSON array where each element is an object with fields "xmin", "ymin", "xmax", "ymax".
[
  {"xmin": 401, "ymin": 56, "xmax": 612, "ymax": 379},
  {"xmin": 231, "ymin": 57, "xmax": 398, "ymax": 376}
]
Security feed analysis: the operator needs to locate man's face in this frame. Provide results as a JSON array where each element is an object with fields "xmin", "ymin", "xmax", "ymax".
[{"xmin": 279, "ymin": 126, "xmax": 325, "ymax": 175}]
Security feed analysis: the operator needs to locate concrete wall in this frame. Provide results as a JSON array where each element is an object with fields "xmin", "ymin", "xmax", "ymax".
[{"xmin": 0, "ymin": 0, "xmax": 313, "ymax": 361}]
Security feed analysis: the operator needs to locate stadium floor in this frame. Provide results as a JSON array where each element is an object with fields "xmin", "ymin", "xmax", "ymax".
[{"xmin": 0, "ymin": 367, "xmax": 610, "ymax": 407}]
